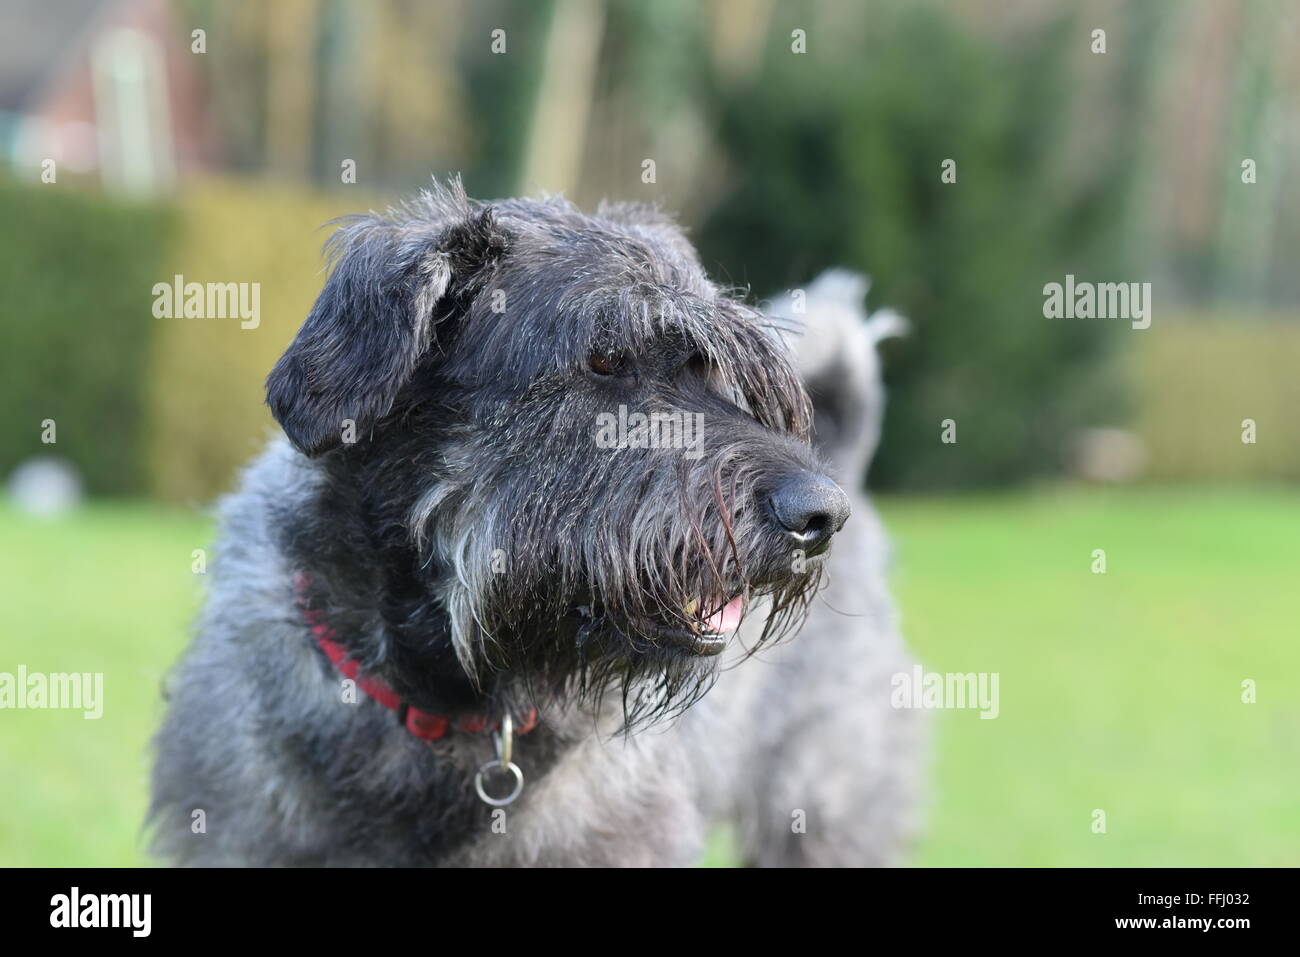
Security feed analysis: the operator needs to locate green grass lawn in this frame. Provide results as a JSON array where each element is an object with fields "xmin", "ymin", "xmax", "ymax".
[
  {"xmin": 2, "ymin": 487, "xmax": 1297, "ymax": 866},
  {"xmin": 0, "ymin": 503, "xmax": 211, "ymax": 867},
  {"xmin": 887, "ymin": 486, "xmax": 1300, "ymax": 867}
]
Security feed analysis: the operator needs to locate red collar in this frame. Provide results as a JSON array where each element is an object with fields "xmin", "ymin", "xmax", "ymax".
[{"xmin": 294, "ymin": 573, "xmax": 537, "ymax": 741}]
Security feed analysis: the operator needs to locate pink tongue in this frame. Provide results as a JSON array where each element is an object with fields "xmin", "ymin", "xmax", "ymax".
[{"xmin": 704, "ymin": 596, "xmax": 744, "ymax": 635}]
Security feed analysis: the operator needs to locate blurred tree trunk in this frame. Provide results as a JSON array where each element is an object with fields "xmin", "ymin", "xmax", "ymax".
[
  {"xmin": 708, "ymin": 0, "xmax": 774, "ymax": 85},
  {"xmin": 520, "ymin": 0, "xmax": 606, "ymax": 195},
  {"xmin": 1212, "ymin": 0, "xmax": 1287, "ymax": 303},
  {"xmin": 356, "ymin": 0, "xmax": 465, "ymax": 189},
  {"xmin": 316, "ymin": 0, "xmax": 365, "ymax": 186},
  {"xmin": 207, "ymin": 0, "xmax": 267, "ymax": 173},
  {"xmin": 265, "ymin": 0, "xmax": 318, "ymax": 179}
]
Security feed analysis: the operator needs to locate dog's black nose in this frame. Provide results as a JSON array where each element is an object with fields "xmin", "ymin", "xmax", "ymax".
[{"xmin": 768, "ymin": 472, "xmax": 851, "ymax": 552}]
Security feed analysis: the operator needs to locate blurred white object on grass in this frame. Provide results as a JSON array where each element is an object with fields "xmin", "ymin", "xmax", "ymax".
[
  {"xmin": 1072, "ymin": 428, "xmax": 1148, "ymax": 483},
  {"xmin": 7, "ymin": 457, "xmax": 84, "ymax": 517}
]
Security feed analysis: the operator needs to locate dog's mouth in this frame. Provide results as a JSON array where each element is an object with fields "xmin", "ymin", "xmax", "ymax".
[
  {"xmin": 580, "ymin": 594, "xmax": 746, "ymax": 657},
  {"xmin": 643, "ymin": 594, "xmax": 745, "ymax": 656}
]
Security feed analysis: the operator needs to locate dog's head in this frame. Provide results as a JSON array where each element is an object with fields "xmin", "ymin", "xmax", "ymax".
[{"xmin": 268, "ymin": 180, "xmax": 849, "ymax": 723}]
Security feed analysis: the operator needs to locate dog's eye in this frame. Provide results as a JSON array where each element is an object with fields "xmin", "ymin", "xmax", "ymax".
[
  {"xmin": 684, "ymin": 353, "xmax": 710, "ymax": 378},
  {"xmin": 588, "ymin": 352, "xmax": 630, "ymax": 378}
]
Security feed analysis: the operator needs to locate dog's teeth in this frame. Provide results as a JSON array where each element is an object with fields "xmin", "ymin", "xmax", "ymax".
[{"xmin": 684, "ymin": 597, "xmax": 699, "ymax": 617}]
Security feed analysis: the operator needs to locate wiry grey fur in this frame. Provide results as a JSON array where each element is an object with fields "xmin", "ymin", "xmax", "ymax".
[{"xmin": 148, "ymin": 180, "xmax": 923, "ymax": 866}]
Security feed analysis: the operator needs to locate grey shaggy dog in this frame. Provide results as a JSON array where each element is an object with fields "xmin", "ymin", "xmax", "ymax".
[{"xmin": 148, "ymin": 180, "xmax": 923, "ymax": 866}]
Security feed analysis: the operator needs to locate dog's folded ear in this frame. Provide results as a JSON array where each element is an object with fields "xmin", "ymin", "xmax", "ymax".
[{"xmin": 267, "ymin": 205, "xmax": 506, "ymax": 456}]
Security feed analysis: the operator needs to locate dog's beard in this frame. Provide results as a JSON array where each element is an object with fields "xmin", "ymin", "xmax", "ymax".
[
  {"xmin": 502, "ymin": 559, "xmax": 823, "ymax": 730},
  {"xmin": 444, "ymin": 569, "xmax": 822, "ymax": 731},
  {"xmin": 416, "ymin": 453, "xmax": 825, "ymax": 730}
]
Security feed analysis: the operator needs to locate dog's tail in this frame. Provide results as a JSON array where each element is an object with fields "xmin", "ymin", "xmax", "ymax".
[{"xmin": 766, "ymin": 269, "xmax": 908, "ymax": 482}]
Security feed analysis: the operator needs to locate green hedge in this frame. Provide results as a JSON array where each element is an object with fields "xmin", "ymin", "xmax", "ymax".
[
  {"xmin": 145, "ymin": 180, "xmax": 365, "ymax": 503},
  {"xmin": 696, "ymin": 2, "xmax": 1156, "ymax": 489},
  {"xmin": 0, "ymin": 177, "xmax": 363, "ymax": 502},
  {"xmin": 1131, "ymin": 316, "xmax": 1300, "ymax": 482},
  {"xmin": 0, "ymin": 179, "xmax": 174, "ymax": 494}
]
